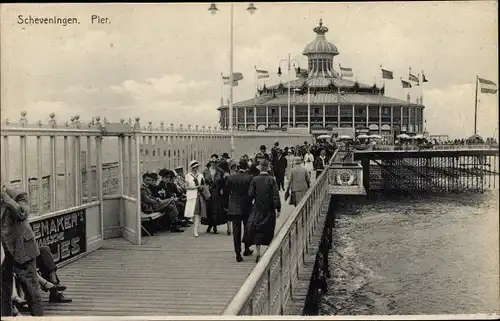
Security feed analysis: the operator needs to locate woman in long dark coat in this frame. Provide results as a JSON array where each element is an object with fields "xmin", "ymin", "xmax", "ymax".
[
  {"xmin": 245, "ymin": 160, "xmax": 281, "ymax": 262},
  {"xmin": 202, "ymin": 159, "xmax": 229, "ymax": 234}
]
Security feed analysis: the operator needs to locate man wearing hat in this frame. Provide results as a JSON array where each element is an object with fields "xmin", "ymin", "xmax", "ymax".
[
  {"xmin": 226, "ymin": 158, "xmax": 254, "ymax": 262},
  {"xmin": 259, "ymin": 145, "xmax": 270, "ymax": 161},
  {"xmin": 221, "ymin": 153, "xmax": 230, "ymax": 161}
]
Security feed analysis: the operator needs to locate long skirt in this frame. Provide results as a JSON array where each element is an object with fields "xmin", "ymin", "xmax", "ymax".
[
  {"xmin": 184, "ymin": 189, "xmax": 198, "ymax": 218},
  {"xmin": 245, "ymin": 209, "xmax": 276, "ymax": 246},
  {"xmin": 289, "ymin": 190, "xmax": 306, "ymax": 206}
]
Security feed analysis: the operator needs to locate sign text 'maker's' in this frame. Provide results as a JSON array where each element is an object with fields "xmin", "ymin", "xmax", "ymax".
[{"xmin": 30, "ymin": 209, "xmax": 87, "ymax": 264}]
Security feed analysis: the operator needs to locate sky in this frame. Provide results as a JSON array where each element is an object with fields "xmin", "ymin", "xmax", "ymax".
[{"xmin": 1, "ymin": 2, "xmax": 498, "ymax": 138}]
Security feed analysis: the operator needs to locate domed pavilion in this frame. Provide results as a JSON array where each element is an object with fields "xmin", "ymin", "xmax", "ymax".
[{"xmin": 218, "ymin": 19, "xmax": 425, "ymax": 138}]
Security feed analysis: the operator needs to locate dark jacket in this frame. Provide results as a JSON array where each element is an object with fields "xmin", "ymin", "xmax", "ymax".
[
  {"xmin": 245, "ymin": 173, "xmax": 281, "ymax": 246},
  {"xmin": 274, "ymin": 155, "xmax": 287, "ymax": 176},
  {"xmin": 313, "ymin": 156, "xmax": 329, "ymax": 171},
  {"xmin": 1, "ymin": 188, "xmax": 40, "ymax": 264},
  {"xmin": 140, "ymin": 184, "xmax": 159, "ymax": 214},
  {"xmin": 226, "ymin": 171, "xmax": 253, "ymax": 219}
]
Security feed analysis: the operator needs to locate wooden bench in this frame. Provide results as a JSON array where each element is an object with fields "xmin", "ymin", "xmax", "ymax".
[{"xmin": 141, "ymin": 212, "xmax": 166, "ymax": 236}]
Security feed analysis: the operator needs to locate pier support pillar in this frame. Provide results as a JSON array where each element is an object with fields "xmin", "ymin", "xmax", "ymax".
[{"xmin": 361, "ymin": 159, "xmax": 370, "ymax": 196}]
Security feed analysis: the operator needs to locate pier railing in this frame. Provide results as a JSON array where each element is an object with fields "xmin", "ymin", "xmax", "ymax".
[{"xmin": 223, "ymin": 167, "xmax": 329, "ymax": 316}]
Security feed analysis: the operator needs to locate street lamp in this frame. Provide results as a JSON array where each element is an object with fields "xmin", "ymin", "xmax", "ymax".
[
  {"xmin": 209, "ymin": 2, "xmax": 257, "ymax": 159},
  {"xmin": 278, "ymin": 54, "xmax": 300, "ymax": 129}
]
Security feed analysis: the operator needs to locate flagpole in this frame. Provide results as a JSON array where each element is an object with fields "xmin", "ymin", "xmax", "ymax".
[
  {"xmin": 228, "ymin": 3, "xmax": 235, "ymax": 158},
  {"xmin": 474, "ymin": 75, "xmax": 478, "ymax": 135},
  {"xmin": 307, "ymin": 86, "xmax": 311, "ymax": 133},
  {"xmin": 220, "ymin": 72, "xmax": 224, "ymax": 106}
]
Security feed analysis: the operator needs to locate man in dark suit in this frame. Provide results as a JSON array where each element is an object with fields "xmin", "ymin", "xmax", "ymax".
[
  {"xmin": 273, "ymin": 149, "xmax": 287, "ymax": 191},
  {"xmin": 1, "ymin": 187, "xmax": 44, "ymax": 316},
  {"xmin": 226, "ymin": 158, "xmax": 254, "ymax": 262}
]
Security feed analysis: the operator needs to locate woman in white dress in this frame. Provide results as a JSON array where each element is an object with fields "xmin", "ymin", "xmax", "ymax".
[
  {"xmin": 303, "ymin": 148, "xmax": 314, "ymax": 177},
  {"xmin": 184, "ymin": 160, "xmax": 206, "ymax": 237},
  {"xmin": 285, "ymin": 148, "xmax": 295, "ymax": 183}
]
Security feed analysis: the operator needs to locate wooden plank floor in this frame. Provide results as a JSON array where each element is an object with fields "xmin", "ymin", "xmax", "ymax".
[{"xmin": 43, "ymin": 190, "xmax": 298, "ymax": 316}]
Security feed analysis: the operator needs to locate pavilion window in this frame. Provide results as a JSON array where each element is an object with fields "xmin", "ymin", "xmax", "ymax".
[
  {"xmin": 271, "ymin": 109, "xmax": 276, "ymax": 115},
  {"xmin": 248, "ymin": 109, "xmax": 253, "ymax": 115},
  {"xmin": 317, "ymin": 59, "xmax": 323, "ymax": 72},
  {"xmin": 314, "ymin": 108, "xmax": 320, "ymax": 115}
]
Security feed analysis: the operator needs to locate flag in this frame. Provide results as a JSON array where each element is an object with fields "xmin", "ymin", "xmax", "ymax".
[
  {"xmin": 339, "ymin": 66, "xmax": 354, "ymax": 77},
  {"xmin": 401, "ymin": 79, "xmax": 412, "ymax": 88},
  {"xmin": 381, "ymin": 68, "xmax": 394, "ymax": 80},
  {"xmin": 232, "ymin": 72, "xmax": 244, "ymax": 81},
  {"xmin": 409, "ymin": 73, "xmax": 419, "ymax": 82},
  {"xmin": 256, "ymin": 69, "xmax": 269, "ymax": 79},
  {"xmin": 422, "ymin": 71, "xmax": 429, "ymax": 82},
  {"xmin": 478, "ymin": 77, "xmax": 498, "ymax": 94},
  {"xmin": 222, "ymin": 76, "xmax": 239, "ymax": 87}
]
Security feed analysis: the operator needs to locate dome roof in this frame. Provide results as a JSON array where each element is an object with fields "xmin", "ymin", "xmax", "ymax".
[{"xmin": 302, "ymin": 19, "xmax": 339, "ymax": 55}]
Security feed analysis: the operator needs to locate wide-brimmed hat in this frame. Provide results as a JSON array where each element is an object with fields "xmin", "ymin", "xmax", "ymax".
[
  {"xmin": 221, "ymin": 153, "xmax": 230, "ymax": 159},
  {"xmin": 189, "ymin": 160, "xmax": 200, "ymax": 169}
]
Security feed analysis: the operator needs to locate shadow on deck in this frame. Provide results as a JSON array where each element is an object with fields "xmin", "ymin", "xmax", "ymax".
[{"xmin": 43, "ymin": 191, "xmax": 297, "ymax": 316}]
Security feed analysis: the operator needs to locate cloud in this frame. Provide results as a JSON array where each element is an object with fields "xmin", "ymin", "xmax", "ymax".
[{"xmin": 1, "ymin": 2, "xmax": 497, "ymax": 137}]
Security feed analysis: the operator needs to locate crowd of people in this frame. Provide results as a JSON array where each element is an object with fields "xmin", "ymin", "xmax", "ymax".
[
  {"xmin": 139, "ymin": 141, "xmax": 334, "ymax": 263},
  {"xmin": 1, "ymin": 187, "xmax": 72, "ymax": 317},
  {"xmin": 1, "ymin": 140, "xmax": 335, "ymax": 317}
]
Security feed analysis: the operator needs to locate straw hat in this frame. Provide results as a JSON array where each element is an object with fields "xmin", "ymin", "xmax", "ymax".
[{"xmin": 189, "ymin": 160, "xmax": 200, "ymax": 169}]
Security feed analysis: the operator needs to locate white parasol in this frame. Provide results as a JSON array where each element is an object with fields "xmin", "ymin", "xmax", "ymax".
[
  {"xmin": 316, "ymin": 134, "xmax": 331, "ymax": 140},
  {"xmin": 357, "ymin": 134, "xmax": 370, "ymax": 139},
  {"xmin": 397, "ymin": 134, "xmax": 410, "ymax": 139},
  {"xmin": 337, "ymin": 135, "xmax": 353, "ymax": 141},
  {"xmin": 412, "ymin": 134, "xmax": 425, "ymax": 139},
  {"xmin": 368, "ymin": 134, "xmax": 382, "ymax": 139}
]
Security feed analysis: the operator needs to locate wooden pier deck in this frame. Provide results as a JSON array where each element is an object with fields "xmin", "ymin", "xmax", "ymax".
[{"xmin": 42, "ymin": 190, "xmax": 297, "ymax": 316}]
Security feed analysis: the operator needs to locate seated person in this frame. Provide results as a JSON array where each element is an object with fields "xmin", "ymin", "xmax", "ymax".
[
  {"xmin": 157, "ymin": 169, "xmax": 191, "ymax": 227},
  {"xmin": 36, "ymin": 245, "xmax": 71, "ymax": 303},
  {"xmin": 140, "ymin": 172, "xmax": 184, "ymax": 232},
  {"xmin": 12, "ymin": 245, "xmax": 71, "ymax": 315}
]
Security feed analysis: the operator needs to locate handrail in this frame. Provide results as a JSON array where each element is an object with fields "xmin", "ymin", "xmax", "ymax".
[{"xmin": 223, "ymin": 167, "xmax": 330, "ymax": 315}]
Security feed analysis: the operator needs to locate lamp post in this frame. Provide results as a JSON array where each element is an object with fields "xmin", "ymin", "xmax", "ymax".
[
  {"xmin": 209, "ymin": 2, "xmax": 257, "ymax": 159},
  {"xmin": 278, "ymin": 54, "xmax": 300, "ymax": 129}
]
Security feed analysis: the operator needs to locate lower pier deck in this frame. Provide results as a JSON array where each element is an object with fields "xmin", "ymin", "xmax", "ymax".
[{"xmin": 43, "ymin": 191, "xmax": 296, "ymax": 316}]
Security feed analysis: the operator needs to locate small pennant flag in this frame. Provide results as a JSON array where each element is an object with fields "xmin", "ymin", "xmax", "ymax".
[
  {"xmin": 409, "ymin": 73, "xmax": 419, "ymax": 83},
  {"xmin": 422, "ymin": 71, "xmax": 429, "ymax": 82},
  {"xmin": 339, "ymin": 65, "xmax": 354, "ymax": 77},
  {"xmin": 478, "ymin": 77, "xmax": 498, "ymax": 94},
  {"xmin": 222, "ymin": 76, "xmax": 239, "ymax": 87},
  {"xmin": 256, "ymin": 69, "xmax": 269, "ymax": 79},
  {"xmin": 401, "ymin": 79, "xmax": 412, "ymax": 88},
  {"xmin": 381, "ymin": 68, "xmax": 394, "ymax": 80}
]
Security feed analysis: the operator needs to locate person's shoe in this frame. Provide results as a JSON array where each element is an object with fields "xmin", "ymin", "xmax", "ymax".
[
  {"xmin": 51, "ymin": 284, "xmax": 67, "ymax": 292},
  {"xmin": 227, "ymin": 230, "xmax": 231, "ymax": 236},
  {"xmin": 49, "ymin": 292, "xmax": 73, "ymax": 303},
  {"xmin": 213, "ymin": 226, "xmax": 218, "ymax": 234},
  {"xmin": 256, "ymin": 255, "xmax": 261, "ymax": 263},
  {"xmin": 236, "ymin": 253, "xmax": 243, "ymax": 262},
  {"xmin": 170, "ymin": 226, "xmax": 184, "ymax": 233},
  {"xmin": 243, "ymin": 249, "xmax": 253, "ymax": 256},
  {"xmin": 206, "ymin": 226, "xmax": 212, "ymax": 233},
  {"xmin": 12, "ymin": 297, "xmax": 29, "ymax": 312}
]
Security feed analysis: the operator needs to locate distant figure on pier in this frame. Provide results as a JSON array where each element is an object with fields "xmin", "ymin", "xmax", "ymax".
[
  {"xmin": 259, "ymin": 145, "xmax": 271, "ymax": 161},
  {"xmin": 203, "ymin": 159, "xmax": 230, "ymax": 234},
  {"xmin": 285, "ymin": 147, "xmax": 295, "ymax": 182},
  {"xmin": 274, "ymin": 149, "xmax": 287, "ymax": 191},
  {"xmin": 313, "ymin": 149, "xmax": 328, "ymax": 179},
  {"xmin": 226, "ymin": 158, "xmax": 254, "ymax": 262},
  {"xmin": 303, "ymin": 148, "xmax": 315, "ymax": 177},
  {"xmin": 285, "ymin": 157, "xmax": 311, "ymax": 207},
  {"xmin": 245, "ymin": 160, "xmax": 281, "ymax": 263},
  {"xmin": 185, "ymin": 160, "xmax": 208, "ymax": 238},
  {"xmin": 1, "ymin": 187, "xmax": 44, "ymax": 316}
]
